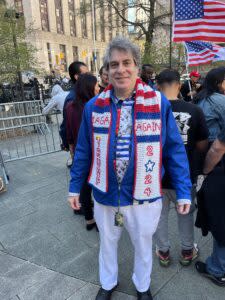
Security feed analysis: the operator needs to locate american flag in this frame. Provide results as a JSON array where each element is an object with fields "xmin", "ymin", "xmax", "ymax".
[
  {"xmin": 184, "ymin": 41, "xmax": 222, "ymax": 66},
  {"xmin": 173, "ymin": 0, "xmax": 225, "ymax": 43}
]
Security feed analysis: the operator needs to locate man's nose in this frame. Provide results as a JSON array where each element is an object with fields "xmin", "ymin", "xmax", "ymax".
[{"xmin": 117, "ymin": 63, "xmax": 124, "ymax": 72}]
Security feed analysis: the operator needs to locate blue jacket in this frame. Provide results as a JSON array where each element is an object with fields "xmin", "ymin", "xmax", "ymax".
[
  {"xmin": 197, "ymin": 93, "xmax": 225, "ymax": 142},
  {"xmin": 69, "ymin": 93, "xmax": 192, "ymax": 206}
]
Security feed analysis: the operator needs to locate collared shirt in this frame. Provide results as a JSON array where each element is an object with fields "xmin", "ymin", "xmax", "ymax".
[{"xmin": 112, "ymin": 93, "xmax": 135, "ymax": 184}]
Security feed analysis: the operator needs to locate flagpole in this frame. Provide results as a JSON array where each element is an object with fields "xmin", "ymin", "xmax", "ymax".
[
  {"xmin": 183, "ymin": 43, "xmax": 193, "ymax": 100},
  {"xmin": 169, "ymin": 0, "xmax": 173, "ymax": 68},
  {"xmin": 91, "ymin": 0, "xmax": 98, "ymax": 76}
]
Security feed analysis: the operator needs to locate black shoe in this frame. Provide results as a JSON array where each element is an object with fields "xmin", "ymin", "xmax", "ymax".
[
  {"xmin": 95, "ymin": 284, "xmax": 118, "ymax": 300},
  {"xmin": 137, "ymin": 289, "xmax": 153, "ymax": 300},
  {"xmin": 86, "ymin": 222, "xmax": 97, "ymax": 231},
  {"xmin": 195, "ymin": 261, "xmax": 225, "ymax": 286}
]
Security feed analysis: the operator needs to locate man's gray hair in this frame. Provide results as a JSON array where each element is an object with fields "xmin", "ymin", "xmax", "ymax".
[{"xmin": 104, "ymin": 36, "xmax": 141, "ymax": 69}]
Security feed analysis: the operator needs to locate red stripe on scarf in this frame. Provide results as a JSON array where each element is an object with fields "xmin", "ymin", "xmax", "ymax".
[
  {"xmin": 95, "ymin": 84, "xmax": 112, "ymax": 107},
  {"xmin": 135, "ymin": 104, "xmax": 160, "ymax": 113}
]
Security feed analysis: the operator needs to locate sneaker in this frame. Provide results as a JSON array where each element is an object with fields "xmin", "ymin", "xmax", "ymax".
[
  {"xmin": 66, "ymin": 157, "xmax": 73, "ymax": 168},
  {"xmin": 180, "ymin": 244, "xmax": 199, "ymax": 266},
  {"xmin": 95, "ymin": 284, "xmax": 118, "ymax": 300},
  {"xmin": 156, "ymin": 249, "xmax": 171, "ymax": 267},
  {"xmin": 195, "ymin": 261, "xmax": 225, "ymax": 287}
]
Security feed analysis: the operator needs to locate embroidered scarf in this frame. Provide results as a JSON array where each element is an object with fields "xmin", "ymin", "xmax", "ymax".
[{"xmin": 88, "ymin": 78, "xmax": 162, "ymax": 201}]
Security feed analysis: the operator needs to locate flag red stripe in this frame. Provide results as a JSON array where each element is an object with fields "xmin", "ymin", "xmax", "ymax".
[
  {"xmin": 204, "ymin": 8, "xmax": 225, "ymax": 12},
  {"xmin": 175, "ymin": 22, "xmax": 225, "ymax": 27},
  {"xmin": 174, "ymin": 28, "xmax": 225, "ymax": 34},
  {"xmin": 204, "ymin": 1, "xmax": 225, "ymax": 5},
  {"xmin": 189, "ymin": 54, "xmax": 215, "ymax": 62},
  {"xmin": 204, "ymin": 15, "xmax": 225, "ymax": 19},
  {"xmin": 173, "ymin": 36, "xmax": 225, "ymax": 42},
  {"xmin": 189, "ymin": 60, "xmax": 213, "ymax": 66}
]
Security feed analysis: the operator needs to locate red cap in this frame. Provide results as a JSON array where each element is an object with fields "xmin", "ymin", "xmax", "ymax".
[{"xmin": 189, "ymin": 71, "xmax": 200, "ymax": 78}]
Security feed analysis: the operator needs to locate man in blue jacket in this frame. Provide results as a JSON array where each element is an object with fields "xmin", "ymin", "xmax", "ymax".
[{"xmin": 68, "ymin": 37, "xmax": 192, "ymax": 300}]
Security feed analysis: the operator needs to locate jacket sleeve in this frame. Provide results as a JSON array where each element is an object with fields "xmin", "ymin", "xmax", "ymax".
[
  {"xmin": 162, "ymin": 95, "xmax": 192, "ymax": 201},
  {"xmin": 69, "ymin": 105, "xmax": 92, "ymax": 193},
  {"xmin": 42, "ymin": 98, "xmax": 56, "ymax": 115}
]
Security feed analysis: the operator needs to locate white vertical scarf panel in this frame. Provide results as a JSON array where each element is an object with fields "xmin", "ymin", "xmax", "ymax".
[
  {"xmin": 88, "ymin": 132, "xmax": 110, "ymax": 192},
  {"xmin": 133, "ymin": 142, "xmax": 162, "ymax": 200}
]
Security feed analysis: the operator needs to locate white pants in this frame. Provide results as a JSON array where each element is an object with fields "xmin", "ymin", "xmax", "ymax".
[{"xmin": 94, "ymin": 200, "xmax": 162, "ymax": 292}]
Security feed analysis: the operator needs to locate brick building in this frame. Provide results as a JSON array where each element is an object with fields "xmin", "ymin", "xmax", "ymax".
[{"xmin": 6, "ymin": 0, "xmax": 127, "ymax": 75}]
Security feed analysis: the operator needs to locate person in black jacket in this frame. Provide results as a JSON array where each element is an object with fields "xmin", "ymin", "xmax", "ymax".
[
  {"xmin": 195, "ymin": 127, "xmax": 225, "ymax": 286},
  {"xmin": 180, "ymin": 71, "xmax": 202, "ymax": 102}
]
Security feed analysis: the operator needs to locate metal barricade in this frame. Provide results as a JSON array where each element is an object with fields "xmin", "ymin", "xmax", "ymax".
[
  {"xmin": 0, "ymin": 150, "xmax": 8, "ymax": 187},
  {"xmin": 0, "ymin": 100, "xmax": 62, "ymax": 162}
]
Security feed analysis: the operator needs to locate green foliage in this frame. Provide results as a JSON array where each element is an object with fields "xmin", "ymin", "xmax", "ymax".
[
  {"xmin": 0, "ymin": 6, "xmax": 39, "ymax": 83},
  {"xmin": 141, "ymin": 41, "xmax": 186, "ymax": 72}
]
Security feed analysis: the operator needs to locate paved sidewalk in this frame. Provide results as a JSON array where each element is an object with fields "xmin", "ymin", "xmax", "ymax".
[{"xmin": 0, "ymin": 152, "xmax": 224, "ymax": 300}]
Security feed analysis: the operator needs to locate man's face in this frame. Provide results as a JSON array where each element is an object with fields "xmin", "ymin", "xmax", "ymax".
[
  {"xmin": 100, "ymin": 68, "xmax": 109, "ymax": 86},
  {"xmin": 190, "ymin": 76, "xmax": 199, "ymax": 83},
  {"xmin": 108, "ymin": 49, "xmax": 138, "ymax": 93},
  {"xmin": 74, "ymin": 65, "xmax": 88, "ymax": 81},
  {"xmin": 141, "ymin": 66, "xmax": 154, "ymax": 82}
]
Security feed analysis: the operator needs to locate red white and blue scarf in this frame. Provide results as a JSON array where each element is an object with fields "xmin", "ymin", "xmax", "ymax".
[{"xmin": 88, "ymin": 78, "xmax": 162, "ymax": 201}]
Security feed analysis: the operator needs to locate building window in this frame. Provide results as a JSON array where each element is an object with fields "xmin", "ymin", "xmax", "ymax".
[
  {"xmin": 68, "ymin": 0, "xmax": 76, "ymax": 37},
  {"xmin": 55, "ymin": 0, "xmax": 64, "ymax": 34},
  {"xmin": 39, "ymin": 0, "xmax": 50, "ymax": 31},
  {"xmin": 47, "ymin": 43, "xmax": 53, "ymax": 71},
  {"xmin": 80, "ymin": 0, "xmax": 87, "ymax": 38},
  {"xmin": 72, "ymin": 46, "xmax": 79, "ymax": 61},
  {"xmin": 14, "ymin": 0, "xmax": 23, "ymax": 14},
  {"xmin": 59, "ymin": 44, "xmax": 67, "ymax": 71}
]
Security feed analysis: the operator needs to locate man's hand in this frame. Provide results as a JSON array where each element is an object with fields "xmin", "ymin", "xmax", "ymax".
[
  {"xmin": 187, "ymin": 91, "xmax": 197, "ymax": 97},
  {"xmin": 177, "ymin": 203, "xmax": 191, "ymax": 215},
  {"xmin": 68, "ymin": 196, "xmax": 81, "ymax": 210}
]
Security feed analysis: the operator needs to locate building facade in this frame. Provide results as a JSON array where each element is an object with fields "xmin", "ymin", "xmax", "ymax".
[{"xmin": 6, "ymin": 0, "xmax": 127, "ymax": 75}]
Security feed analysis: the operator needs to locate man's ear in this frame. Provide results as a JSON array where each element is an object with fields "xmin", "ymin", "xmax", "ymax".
[{"xmin": 74, "ymin": 74, "xmax": 79, "ymax": 81}]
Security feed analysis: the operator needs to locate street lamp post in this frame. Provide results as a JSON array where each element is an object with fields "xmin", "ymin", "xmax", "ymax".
[{"xmin": 91, "ymin": 0, "xmax": 98, "ymax": 76}]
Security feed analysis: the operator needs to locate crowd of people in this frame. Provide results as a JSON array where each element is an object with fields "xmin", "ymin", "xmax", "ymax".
[{"xmin": 42, "ymin": 36, "xmax": 225, "ymax": 300}]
